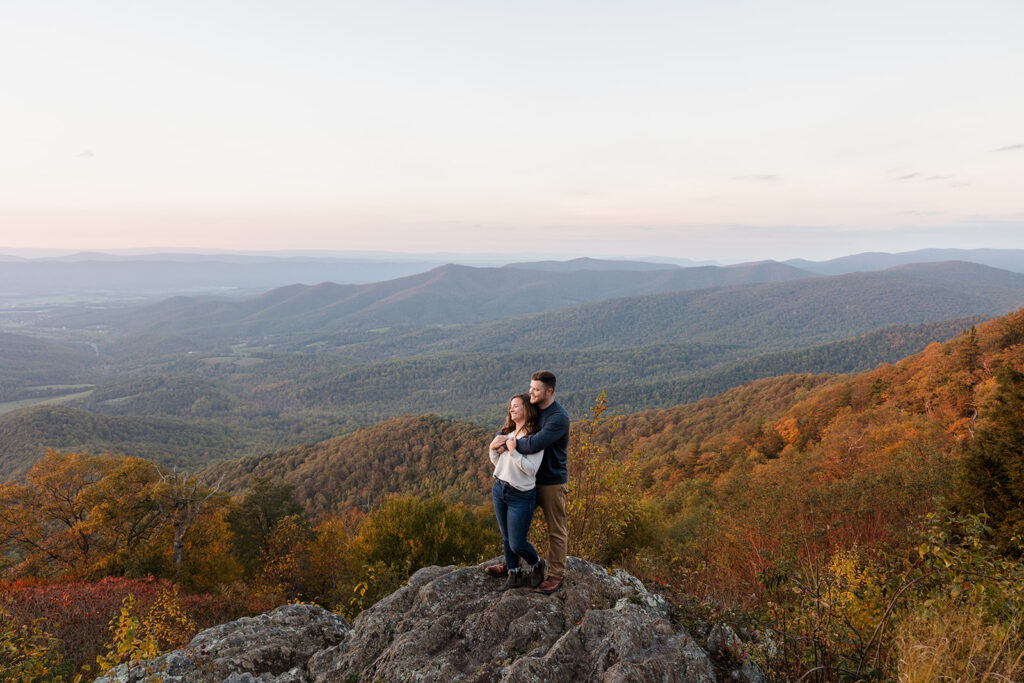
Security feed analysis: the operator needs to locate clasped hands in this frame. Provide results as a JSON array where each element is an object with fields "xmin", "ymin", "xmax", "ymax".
[{"xmin": 490, "ymin": 434, "xmax": 516, "ymax": 453}]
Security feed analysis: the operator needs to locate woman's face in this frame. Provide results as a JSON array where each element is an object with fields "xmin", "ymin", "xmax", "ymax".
[{"xmin": 509, "ymin": 397, "xmax": 525, "ymax": 423}]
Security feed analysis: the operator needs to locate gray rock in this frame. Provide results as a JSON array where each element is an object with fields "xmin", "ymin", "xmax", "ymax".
[
  {"xmin": 731, "ymin": 660, "xmax": 766, "ymax": 683},
  {"xmin": 707, "ymin": 622, "xmax": 744, "ymax": 660},
  {"xmin": 97, "ymin": 558, "xmax": 724, "ymax": 682},
  {"xmin": 94, "ymin": 604, "xmax": 349, "ymax": 682},
  {"xmin": 308, "ymin": 556, "xmax": 715, "ymax": 682}
]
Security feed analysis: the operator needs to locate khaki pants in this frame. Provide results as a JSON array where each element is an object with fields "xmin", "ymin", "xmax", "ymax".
[{"xmin": 536, "ymin": 483, "xmax": 568, "ymax": 579}]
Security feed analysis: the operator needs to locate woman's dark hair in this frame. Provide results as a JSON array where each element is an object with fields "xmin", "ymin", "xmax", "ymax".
[{"xmin": 501, "ymin": 393, "xmax": 539, "ymax": 436}]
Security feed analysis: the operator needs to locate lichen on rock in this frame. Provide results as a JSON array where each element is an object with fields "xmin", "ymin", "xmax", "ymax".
[{"xmin": 96, "ymin": 557, "xmax": 750, "ymax": 682}]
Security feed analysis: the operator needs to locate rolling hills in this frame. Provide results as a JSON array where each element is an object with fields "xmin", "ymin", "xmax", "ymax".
[
  {"xmin": 204, "ymin": 304, "xmax": 1024, "ymax": 534},
  {"xmin": 54, "ymin": 260, "xmax": 813, "ymax": 342},
  {"xmin": 53, "ymin": 260, "xmax": 1021, "ymax": 366},
  {"xmin": 0, "ymin": 314, "xmax": 983, "ymax": 481},
  {"xmin": 3, "ymin": 258, "xmax": 1024, "ymax": 482}
]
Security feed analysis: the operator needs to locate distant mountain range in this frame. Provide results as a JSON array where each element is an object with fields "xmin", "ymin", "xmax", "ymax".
[
  {"xmin": 54, "ymin": 261, "xmax": 811, "ymax": 341},
  {"xmin": 4, "ymin": 253, "xmax": 1024, "ymax": 480},
  {"xmin": 5, "ymin": 247, "xmax": 1024, "ymax": 301},
  {"xmin": 785, "ymin": 248, "xmax": 1024, "ymax": 275},
  {"xmin": 502, "ymin": 257, "xmax": 682, "ymax": 272},
  {"xmin": 39, "ymin": 260, "xmax": 1024, "ymax": 367},
  {"xmin": 0, "ymin": 256, "xmax": 447, "ymax": 298},
  {"xmin": 135, "ymin": 260, "xmax": 1020, "ymax": 362},
  {"xmin": 408, "ymin": 261, "xmax": 1024, "ymax": 355}
]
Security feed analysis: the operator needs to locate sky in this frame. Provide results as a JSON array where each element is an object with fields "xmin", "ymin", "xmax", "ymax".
[{"xmin": 1, "ymin": 0, "xmax": 1022, "ymax": 263}]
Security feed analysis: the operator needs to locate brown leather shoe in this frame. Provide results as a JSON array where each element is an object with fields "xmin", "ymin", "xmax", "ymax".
[
  {"xmin": 535, "ymin": 575, "xmax": 563, "ymax": 594},
  {"xmin": 484, "ymin": 563, "xmax": 507, "ymax": 577}
]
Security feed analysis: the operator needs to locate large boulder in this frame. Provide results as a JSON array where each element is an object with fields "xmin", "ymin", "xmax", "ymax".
[
  {"xmin": 94, "ymin": 603, "xmax": 351, "ymax": 682},
  {"xmin": 309, "ymin": 557, "xmax": 716, "ymax": 682},
  {"xmin": 97, "ymin": 557, "xmax": 736, "ymax": 682}
]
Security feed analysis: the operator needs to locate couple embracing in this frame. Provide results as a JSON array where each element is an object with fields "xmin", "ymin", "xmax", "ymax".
[{"xmin": 485, "ymin": 371, "xmax": 570, "ymax": 595}]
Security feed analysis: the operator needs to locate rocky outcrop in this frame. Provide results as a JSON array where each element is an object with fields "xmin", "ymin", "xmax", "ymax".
[
  {"xmin": 94, "ymin": 604, "xmax": 351, "ymax": 682},
  {"xmin": 98, "ymin": 557, "xmax": 757, "ymax": 682}
]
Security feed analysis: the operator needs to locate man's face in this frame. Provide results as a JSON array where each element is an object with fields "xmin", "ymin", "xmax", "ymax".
[{"xmin": 529, "ymin": 380, "xmax": 552, "ymax": 405}]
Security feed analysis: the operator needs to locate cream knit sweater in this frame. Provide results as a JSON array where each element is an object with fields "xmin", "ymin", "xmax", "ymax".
[{"xmin": 489, "ymin": 430, "xmax": 544, "ymax": 491}]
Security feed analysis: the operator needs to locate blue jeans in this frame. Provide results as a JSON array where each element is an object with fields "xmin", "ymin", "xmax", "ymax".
[{"xmin": 492, "ymin": 479, "xmax": 539, "ymax": 571}]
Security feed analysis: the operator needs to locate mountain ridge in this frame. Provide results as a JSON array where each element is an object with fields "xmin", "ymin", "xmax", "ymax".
[{"xmin": 53, "ymin": 261, "xmax": 814, "ymax": 340}]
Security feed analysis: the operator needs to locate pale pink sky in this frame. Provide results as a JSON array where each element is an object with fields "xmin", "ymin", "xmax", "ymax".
[{"xmin": 2, "ymin": 0, "xmax": 1022, "ymax": 262}]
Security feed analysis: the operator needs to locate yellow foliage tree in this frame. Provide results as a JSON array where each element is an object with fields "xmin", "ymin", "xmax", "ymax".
[{"xmin": 567, "ymin": 392, "xmax": 648, "ymax": 565}]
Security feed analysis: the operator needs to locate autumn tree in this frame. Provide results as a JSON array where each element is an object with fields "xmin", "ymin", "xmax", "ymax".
[
  {"xmin": 958, "ymin": 366, "xmax": 1024, "ymax": 555},
  {"xmin": 567, "ymin": 392, "xmax": 649, "ymax": 565},
  {"xmin": 0, "ymin": 451, "xmax": 229, "ymax": 584},
  {"xmin": 226, "ymin": 477, "xmax": 304, "ymax": 576},
  {"xmin": 152, "ymin": 468, "xmax": 224, "ymax": 577},
  {"xmin": 346, "ymin": 495, "xmax": 493, "ymax": 607},
  {"xmin": 84, "ymin": 457, "xmax": 166, "ymax": 576},
  {"xmin": 0, "ymin": 451, "xmax": 121, "ymax": 578}
]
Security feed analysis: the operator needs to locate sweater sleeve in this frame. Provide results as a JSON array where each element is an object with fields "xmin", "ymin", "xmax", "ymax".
[
  {"xmin": 515, "ymin": 410, "xmax": 569, "ymax": 455},
  {"xmin": 510, "ymin": 449, "xmax": 543, "ymax": 477},
  {"xmin": 488, "ymin": 448, "xmax": 501, "ymax": 466}
]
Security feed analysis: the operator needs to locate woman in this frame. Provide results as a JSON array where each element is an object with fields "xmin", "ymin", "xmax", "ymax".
[{"xmin": 486, "ymin": 393, "xmax": 547, "ymax": 588}]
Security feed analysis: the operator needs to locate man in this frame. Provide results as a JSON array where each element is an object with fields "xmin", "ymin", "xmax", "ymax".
[{"xmin": 487, "ymin": 370, "xmax": 570, "ymax": 594}]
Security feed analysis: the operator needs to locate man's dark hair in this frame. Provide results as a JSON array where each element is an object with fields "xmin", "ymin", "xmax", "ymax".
[{"xmin": 532, "ymin": 370, "xmax": 556, "ymax": 390}]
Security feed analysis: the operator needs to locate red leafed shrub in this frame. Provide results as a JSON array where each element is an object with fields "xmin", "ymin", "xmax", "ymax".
[{"xmin": 1, "ymin": 576, "xmax": 257, "ymax": 677}]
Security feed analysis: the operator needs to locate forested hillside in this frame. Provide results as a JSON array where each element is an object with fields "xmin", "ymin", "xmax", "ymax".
[
  {"xmin": 4, "ymin": 308, "xmax": 1024, "ymax": 680},
  {"xmin": 206, "ymin": 298, "xmax": 997, "ymax": 521},
  {"xmin": 217, "ymin": 307, "xmax": 1024, "ymax": 676},
  {"xmin": 0, "ymin": 316, "xmax": 981, "ymax": 480},
  {"xmin": 0, "ymin": 405, "xmax": 283, "ymax": 481},
  {"xmin": 2, "ymin": 258, "xmax": 1022, "ymax": 513},
  {"xmin": 278, "ymin": 315, "xmax": 985, "ymax": 422},
  {"xmin": 0, "ymin": 332, "xmax": 101, "ymax": 401},
  {"xmin": 207, "ymin": 415, "xmax": 494, "ymax": 514}
]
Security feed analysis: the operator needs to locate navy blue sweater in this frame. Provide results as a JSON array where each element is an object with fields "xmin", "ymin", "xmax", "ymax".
[{"xmin": 515, "ymin": 401, "xmax": 570, "ymax": 485}]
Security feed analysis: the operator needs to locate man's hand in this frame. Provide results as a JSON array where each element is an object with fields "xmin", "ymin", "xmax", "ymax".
[{"xmin": 490, "ymin": 434, "xmax": 507, "ymax": 451}]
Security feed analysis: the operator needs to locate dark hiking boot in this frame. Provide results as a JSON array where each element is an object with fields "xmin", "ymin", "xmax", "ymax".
[
  {"xmin": 529, "ymin": 559, "xmax": 547, "ymax": 588},
  {"xmin": 505, "ymin": 569, "xmax": 525, "ymax": 589}
]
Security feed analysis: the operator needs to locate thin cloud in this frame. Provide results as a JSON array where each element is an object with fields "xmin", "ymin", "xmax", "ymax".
[
  {"xmin": 732, "ymin": 175, "xmax": 778, "ymax": 182},
  {"xmin": 993, "ymin": 143, "xmax": 1024, "ymax": 152},
  {"xmin": 76, "ymin": 150, "xmax": 95, "ymax": 158},
  {"xmin": 897, "ymin": 173, "xmax": 919, "ymax": 180},
  {"xmin": 926, "ymin": 175, "xmax": 952, "ymax": 181}
]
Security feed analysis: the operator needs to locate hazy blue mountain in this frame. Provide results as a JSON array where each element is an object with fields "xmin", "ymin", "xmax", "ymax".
[
  {"xmin": 786, "ymin": 248, "xmax": 1024, "ymax": 275},
  {"xmin": 393, "ymin": 261, "xmax": 1024, "ymax": 357},
  {"xmin": 503, "ymin": 257, "xmax": 681, "ymax": 272},
  {"xmin": 53, "ymin": 261, "xmax": 814, "ymax": 341},
  {"xmin": 0, "ymin": 256, "xmax": 448, "ymax": 298}
]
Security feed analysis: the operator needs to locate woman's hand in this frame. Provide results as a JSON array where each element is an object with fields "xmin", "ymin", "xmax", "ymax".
[
  {"xmin": 490, "ymin": 434, "xmax": 507, "ymax": 452},
  {"xmin": 505, "ymin": 436, "xmax": 517, "ymax": 453}
]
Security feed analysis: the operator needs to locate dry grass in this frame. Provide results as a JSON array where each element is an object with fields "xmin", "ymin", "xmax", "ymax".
[{"xmin": 895, "ymin": 599, "xmax": 1024, "ymax": 682}]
